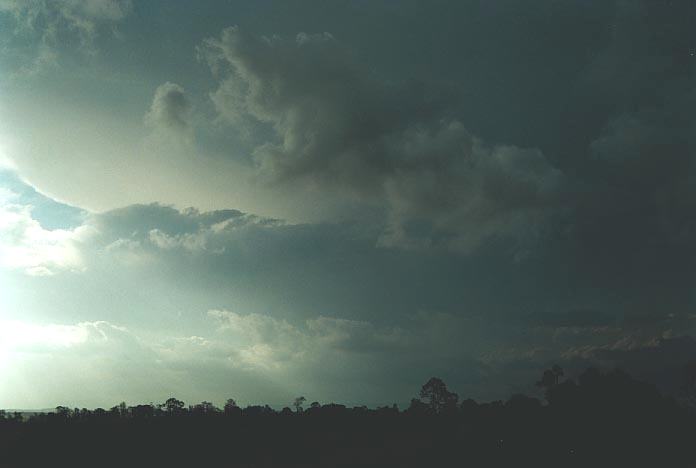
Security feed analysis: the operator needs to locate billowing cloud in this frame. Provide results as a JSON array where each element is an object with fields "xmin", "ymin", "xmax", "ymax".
[
  {"xmin": 145, "ymin": 82, "xmax": 193, "ymax": 134},
  {"xmin": 200, "ymin": 27, "xmax": 563, "ymax": 251}
]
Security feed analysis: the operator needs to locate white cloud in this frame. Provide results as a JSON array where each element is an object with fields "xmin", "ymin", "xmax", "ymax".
[
  {"xmin": 208, "ymin": 309, "xmax": 308, "ymax": 370},
  {"xmin": 0, "ymin": 197, "xmax": 90, "ymax": 275},
  {"xmin": 148, "ymin": 228, "xmax": 208, "ymax": 252}
]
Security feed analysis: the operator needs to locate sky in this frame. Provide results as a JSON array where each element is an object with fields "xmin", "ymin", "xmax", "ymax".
[{"xmin": 1, "ymin": 0, "xmax": 696, "ymax": 410}]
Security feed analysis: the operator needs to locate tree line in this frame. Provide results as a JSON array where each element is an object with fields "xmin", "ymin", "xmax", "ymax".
[{"xmin": 1, "ymin": 366, "xmax": 695, "ymax": 467}]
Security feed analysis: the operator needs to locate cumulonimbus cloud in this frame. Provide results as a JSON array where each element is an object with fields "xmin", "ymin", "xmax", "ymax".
[{"xmin": 199, "ymin": 27, "xmax": 564, "ymax": 252}]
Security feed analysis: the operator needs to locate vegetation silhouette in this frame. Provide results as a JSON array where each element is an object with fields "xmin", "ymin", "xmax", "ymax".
[{"xmin": 1, "ymin": 366, "xmax": 695, "ymax": 467}]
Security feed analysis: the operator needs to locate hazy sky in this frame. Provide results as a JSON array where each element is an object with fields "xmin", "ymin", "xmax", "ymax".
[{"xmin": 1, "ymin": 0, "xmax": 695, "ymax": 409}]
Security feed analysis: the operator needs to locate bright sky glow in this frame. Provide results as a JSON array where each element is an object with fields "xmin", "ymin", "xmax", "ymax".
[
  {"xmin": 0, "ymin": 320, "xmax": 88, "ymax": 351},
  {"xmin": 0, "ymin": 320, "xmax": 89, "ymax": 376}
]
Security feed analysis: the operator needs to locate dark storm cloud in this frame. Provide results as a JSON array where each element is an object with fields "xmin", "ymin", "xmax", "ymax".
[
  {"xmin": 558, "ymin": 334, "xmax": 696, "ymax": 399},
  {"xmin": 129, "ymin": 0, "xmax": 696, "ymax": 368},
  {"xmin": 550, "ymin": 0, "xmax": 696, "ymax": 316},
  {"xmin": 100, "ymin": 0, "xmax": 696, "ymax": 403},
  {"xmin": 199, "ymin": 26, "xmax": 564, "ymax": 252},
  {"xmin": 193, "ymin": 0, "xmax": 696, "ymax": 322}
]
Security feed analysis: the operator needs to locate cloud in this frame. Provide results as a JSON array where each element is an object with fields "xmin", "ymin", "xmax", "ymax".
[
  {"xmin": 0, "ymin": 0, "xmax": 131, "ymax": 39},
  {"xmin": 0, "ymin": 189, "xmax": 90, "ymax": 275},
  {"xmin": 191, "ymin": 8, "xmax": 696, "ymax": 310},
  {"xmin": 202, "ymin": 309, "xmax": 548, "ymax": 402},
  {"xmin": 145, "ymin": 82, "xmax": 193, "ymax": 134},
  {"xmin": 3, "ymin": 2, "xmax": 696, "ymax": 407},
  {"xmin": 307, "ymin": 316, "xmax": 411, "ymax": 353},
  {"xmin": 89, "ymin": 203, "xmax": 276, "ymax": 259},
  {"xmin": 558, "ymin": 334, "xmax": 696, "ymax": 400},
  {"xmin": 208, "ymin": 310, "xmax": 416, "ymax": 371},
  {"xmin": 2, "ymin": 176, "xmax": 693, "ymax": 405},
  {"xmin": 0, "ymin": 320, "xmax": 151, "ymax": 361},
  {"xmin": 546, "ymin": 1, "xmax": 696, "ymax": 315},
  {"xmin": 208, "ymin": 309, "xmax": 307, "ymax": 370},
  {"xmin": 0, "ymin": 319, "xmax": 165, "ymax": 408},
  {"xmin": 0, "ymin": 0, "xmax": 132, "ymax": 73},
  {"xmin": 200, "ymin": 26, "xmax": 563, "ymax": 252},
  {"xmin": 0, "ymin": 311, "xmax": 459, "ymax": 407},
  {"xmin": 5, "ymin": 192, "xmax": 692, "ymax": 406}
]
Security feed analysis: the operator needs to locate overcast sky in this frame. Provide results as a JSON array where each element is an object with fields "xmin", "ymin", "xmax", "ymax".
[{"xmin": 1, "ymin": 0, "xmax": 695, "ymax": 409}]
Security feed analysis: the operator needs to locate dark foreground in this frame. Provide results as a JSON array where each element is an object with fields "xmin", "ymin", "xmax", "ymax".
[{"xmin": 2, "ymin": 368, "xmax": 695, "ymax": 468}]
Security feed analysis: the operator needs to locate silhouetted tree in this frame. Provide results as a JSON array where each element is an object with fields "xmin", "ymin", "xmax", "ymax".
[
  {"xmin": 192, "ymin": 401, "xmax": 219, "ymax": 416},
  {"xmin": 129, "ymin": 405, "xmax": 155, "ymax": 418},
  {"xmin": 419, "ymin": 377, "xmax": 459, "ymax": 413},
  {"xmin": 223, "ymin": 398, "xmax": 240, "ymax": 416},
  {"xmin": 164, "ymin": 398, "xmax": 186, "ymax": 415},
  {"xmin": 551, "ymin": 364, "xmax": 564, "ymax": 383},
  {"xmin": 406, "ymin": 398, "xmax": 428, "ymax": 415},
  {"xmin": 293, "ymin": 396, "xmax": 306, "ymax": 413},
  {"xmin": 537, "ymin": 364, "xmax": 565, "ymax": 401},
  {"xmin": 55, "ymin": 406, "xmax": 71, "ymax": 419},
  {"xmin": 2, "ymin": 365, "xmax": 695, "ymax": 468}
]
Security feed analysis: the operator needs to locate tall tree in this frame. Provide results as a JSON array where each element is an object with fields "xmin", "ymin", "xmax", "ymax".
[
  {"xmin": 293, "ymin": 396, "xmax": 306, "ymax": 413},
  {"xmin": 419, "ymin": 377, "xmax": 459, "ymax": 414},
  {"xmin": 164, "ymin": 398, "xmax": 186, "ymax": 415}
]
